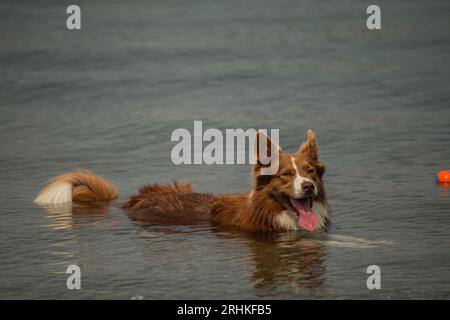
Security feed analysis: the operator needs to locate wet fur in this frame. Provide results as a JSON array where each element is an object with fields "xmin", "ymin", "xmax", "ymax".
[
  {"xmin": 34, "ymin": 170, "xmax": 118, "ymax": 204},
  {"xmin": 35, "ymin": 130, "xmax": 330, "ymax": 232}
]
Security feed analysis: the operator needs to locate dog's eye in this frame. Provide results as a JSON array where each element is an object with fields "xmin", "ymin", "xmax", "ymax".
[
  {"xmin": 306, "ymin": 167, "xmax": 315, "ymax": 174},
  {"xmin": 281, "ymin": 171, "xmax": 293, "ymax": 177}
]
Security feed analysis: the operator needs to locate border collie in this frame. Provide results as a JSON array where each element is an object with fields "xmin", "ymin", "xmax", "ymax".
[{"xmin": 34, "ymin": 130, "xmax": 330, "ymax": 232}]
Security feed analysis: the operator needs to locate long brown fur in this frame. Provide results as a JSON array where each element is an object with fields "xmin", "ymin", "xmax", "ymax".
[
  {"xmin": 35, "ymin": 170, "xmax": 119, "ymax": 204},
  {"xmin": 35, "ymin": 130, "xmax": 329, "ymax": 232}
]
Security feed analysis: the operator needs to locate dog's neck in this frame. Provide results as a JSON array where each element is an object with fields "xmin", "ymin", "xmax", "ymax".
[{"xmin": 247, "ymin": 189, "xmax": 286, "ymax": 230}]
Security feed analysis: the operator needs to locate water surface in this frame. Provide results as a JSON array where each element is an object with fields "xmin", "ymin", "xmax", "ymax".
[{"xmin": 0, "ymin": 0, "xmax": 450, "ymax": 299}]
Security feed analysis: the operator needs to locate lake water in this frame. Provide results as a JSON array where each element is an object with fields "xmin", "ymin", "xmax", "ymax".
[{"xmin": 0, "ymin": 0, "xmax": 449, "ymax": 299}]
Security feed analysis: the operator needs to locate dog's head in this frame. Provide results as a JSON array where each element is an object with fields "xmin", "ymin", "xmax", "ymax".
[{"xmin": 252, "ymin": 130, "xmax": 327, "ymax": 230}]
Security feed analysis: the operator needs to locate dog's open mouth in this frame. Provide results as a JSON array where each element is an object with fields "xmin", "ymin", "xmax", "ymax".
[{"xmin": 290, "ymin": 196, "xmax": 318, "ymax": 232}]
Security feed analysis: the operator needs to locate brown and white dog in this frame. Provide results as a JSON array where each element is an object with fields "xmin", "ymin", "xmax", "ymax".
[{"xmin": 34, "ymin": 130, "xmax": 330, "ymax": 233}]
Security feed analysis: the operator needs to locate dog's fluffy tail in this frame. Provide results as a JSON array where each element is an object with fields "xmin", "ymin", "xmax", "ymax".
[{"xmin": 34, "ymin": 169, "xmax": 119, "ymax": 205}]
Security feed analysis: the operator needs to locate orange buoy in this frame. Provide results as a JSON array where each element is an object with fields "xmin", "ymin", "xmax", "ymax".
[{"xmin": 436, "ymin": 170, "xmax": 450, "ymax": 183}]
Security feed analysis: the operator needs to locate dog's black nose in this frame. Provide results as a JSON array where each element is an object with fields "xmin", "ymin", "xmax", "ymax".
[{"xmin": 302, "ymin": 181, "xmax": 314, "ymax": 192}]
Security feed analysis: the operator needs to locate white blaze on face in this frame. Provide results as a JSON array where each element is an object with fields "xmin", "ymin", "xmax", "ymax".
[{"xmin": 290, "ymin": 156, "xmax": 317, "ymax": 198}]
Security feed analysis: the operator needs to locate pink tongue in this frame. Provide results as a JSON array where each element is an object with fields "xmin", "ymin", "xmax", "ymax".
[
  {"xmin": 291, "ymin": 198, "xmax": 318, "ymax": 232},
  {"xmin": 299, "ymin": 211, "xmax": 318, "ymax": 232}
]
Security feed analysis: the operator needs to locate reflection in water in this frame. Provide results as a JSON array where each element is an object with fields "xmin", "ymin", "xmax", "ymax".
[
  {"xmin": 125, "ymin": 208, "xmax": 212, "ymax": 237},
  {"xmin": 232, "ymin": 231, "xmax": 326, "ymax": 292},
  {"xmin": 136, "ymin": 224, "xmax": 214, "ymax": 238},
  {"xmin": 38, "ymin": 202, "xmax": 392, "ymax": 296},
  {"xmin": 125, "ymin": 209, "xmax": 210, "ymax": 227},
  {"xmin": 37, "ymin": 202, "xmax": 111, "ymax": 230},
  {"xmin": 437, "ymin": 183, "xmax": 450, "ymax": 197},
  {"xmin": 130, "ymin": 211, "xmax": 327, "ymax": 293},
  {"xmin": 37, "ymin": 202, "xmax": 115, "ymax": 273}
]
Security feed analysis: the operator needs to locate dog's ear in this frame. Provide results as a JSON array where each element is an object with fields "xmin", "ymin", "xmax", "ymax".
[
  {"xmin": 315, "ymin": 160, "xmax": 326, "ymax": 179},
  {"xmin": 298, "ymin": 129, "xmax": 319, "ymax": 160},
  {"xmin": 253, "ymin": 131, "xmax": 282, "ymax": 189},
  {"xmin": 254, "ymin": 130, "xmax": 282, "ymax": 168}
]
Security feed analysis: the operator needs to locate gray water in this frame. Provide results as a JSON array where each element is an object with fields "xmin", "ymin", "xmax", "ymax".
[{"xmin": 1, "ymin": 0, "xmax": 450, "ymax": 299}]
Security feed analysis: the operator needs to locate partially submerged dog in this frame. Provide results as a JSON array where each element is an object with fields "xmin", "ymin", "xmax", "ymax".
[{"xmin": 34, "ymin": 130, "xmax": 330, "ymax": 232}]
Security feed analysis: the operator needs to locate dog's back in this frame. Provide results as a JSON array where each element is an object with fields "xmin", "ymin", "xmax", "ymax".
[{"xmin": 123, "ymin": 182, "xmax": 217, "ymax": 225}]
